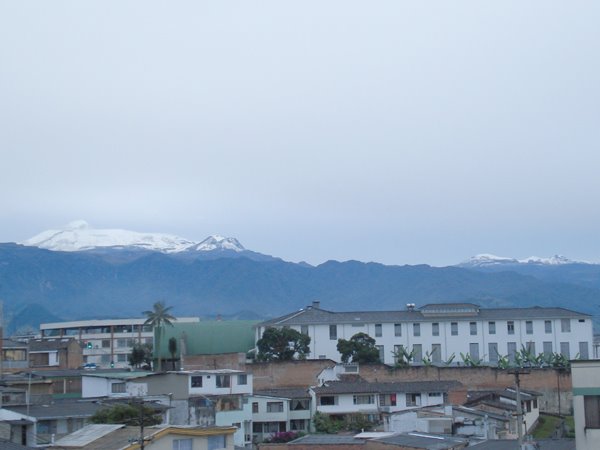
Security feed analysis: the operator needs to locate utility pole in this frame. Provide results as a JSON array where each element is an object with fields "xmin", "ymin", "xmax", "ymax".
[
  {"xmin": 139, "ymin": 399, "xmax": 145, "ymax": 450},
  {"xmin": 508, "ymin": 368, "xmax": 530, "ymax": 449}
]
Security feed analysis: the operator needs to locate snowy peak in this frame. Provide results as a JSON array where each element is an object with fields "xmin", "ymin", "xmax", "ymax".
[
  {"xmin": 189, "ymin": 235, "xmax": 245, "ymax": 252},
  {"xmin": 21, "ymin": 221, "xmax": 244, "ymax": 254},
  {"xmin": 460, "ymin": 253, "xmax": 583, "ymax": 267}
]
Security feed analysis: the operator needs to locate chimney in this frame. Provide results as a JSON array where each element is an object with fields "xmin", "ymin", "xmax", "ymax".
[
  {"xmin": 406, "ymin": 303, "xmax": 416, "ymax": 311},
  {"xmin": 312, "ymin": 301, "xmax": 321, "ymax": 309}
]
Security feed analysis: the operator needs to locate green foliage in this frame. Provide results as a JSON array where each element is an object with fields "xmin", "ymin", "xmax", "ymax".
[
  {"xmin": 460, "ymin": 352, "xmax": 483, "ymax": 367},
  {"xmin": 337, "ymin": 332, "xmax": 380, "ymax": 364},
  {"xmin": 90, "ymin": 403, "xmax": 162, "ymax": 426},
  {"xmin": 256, "ymin": 327, "xmax": 311, "ymax": 361},
  {"xmin": 313, "ymin": 412, "xmax": 344, "ymax": 434},
  {"xmin": 444, "ymin": 353, "xmax": 456, "ymax": 366},
  {"xmin": 128, "ymin": 344, "xmax": 147, "ymax": 369},
  {"xmin": 143, "ymin": 301, "xmax": 176, "ymax": 371},
  {"xmin": 392, "ymin": 346, "xmax": 415, "ymax": 367},
  {"xmin": 496, "ymin": 354, "xmax": 511, "ymax": 369}
]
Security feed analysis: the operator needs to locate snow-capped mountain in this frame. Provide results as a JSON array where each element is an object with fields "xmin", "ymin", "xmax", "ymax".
[
  {"xmin": 460, "ymin": 253, "xmax": 584, "ymax": 267},
  {"xmin": 21, "ymin": 220, "xmax": 244, "ymax": 254}
]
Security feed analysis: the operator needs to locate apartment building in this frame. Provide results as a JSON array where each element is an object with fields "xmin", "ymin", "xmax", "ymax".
[
  {"xmin": 256, "ymin": 302, "xmax": 593, "ymax": 366},
  {"xmin": 572, "ymin": 359, "xmax": 600, "ymax": 450},
  {"xmin": 40, "ymin": 317, "xmax": 199, "ymax": 369},
  {"xmin": 251, "ymin": 388, "xmax": 312, "ymax": 441}
]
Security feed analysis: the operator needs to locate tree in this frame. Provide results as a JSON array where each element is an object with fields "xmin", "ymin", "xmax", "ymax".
[
  {"xmin": 128, "ymin": 344, "xmax": 147, "ymax": 369},
  {"xmin": 143, "ymin": 301, "xmax": 176, "ymax": 371},
  {"xmin": 256, "ymin": 327, "xmax": 310, "ymax": 361},
  {"xmin": 336, "ymin": 332, "xmax": 380, "ymax": 363},
  {"xmin": 168, "ymin": 337, "xmax": 178, "ymax": 371},
  {"xmin": 90, "ymin": 402, "xmax": 162, "ymax": 426}
]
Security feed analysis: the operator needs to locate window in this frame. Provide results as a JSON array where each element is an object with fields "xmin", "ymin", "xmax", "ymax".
[
  {"xmin": 252, "ymin": 402, "xmax": 258, "ymax": 413},
  {"xmin": 2, "ymin": 349, "xmax": 26, "ymax": 361},
  {"xmin": 375, "ymin": 324, "xmax": 382, "ymax": 337},
  {"xmin": 111, "ymin": 382, "xmax": 126, "ymax": 394},
  {"xmin": 431, "ymin": 344, "xmax": 441, "ymax": 363},
  {"xmin": 376, "ymin": 345, "xmax": 384, "ymax": 362},
  {"xmin": 432, "ymin": 323, "xmax": 439, "ymax": 336},
  {"xmin": 216, "ymin": 375, "xmax": 230, "ymax": 388},
  {"xmin": 488, "ymin": 322, "xmax": 496, "ymax": 335},
  {"xmin": 291, "ymin": 399, "xmax": 309, "ymax": 410},
  {"xmin": 207, "ymin": 435, "xmax": 227, "ymax": 450},
  {"xmin": 191, "ymin": 376, "xmax": 202, "ymax": 388},
  {"xmin": 545, "ymin": 320, "xmax": 552, "ymax": 334},
  {"xmin": 301, "ymin": 325, "xmax": 309, "ymax": 335},
  {"xmin": 406, "ymin": 393, "xmax": 421, "ymax": 407},
  {"xmin": 267, "ymin": 401, "xmax": 284, "ymax": 413},
  {"xmin": 507, "ymin": 321, "xmax": 515, "ymax": 335},
  {"xmin": 394, "ymin": 323, "xmax": 402, "ymax": 337},
  {"xmin": 413, "ymin": 344, "xmax": 422, "ymax": 363},
  {"xmin": 584, "ymin": 396, "xmax": 600, "ymax": 428},
  {"xmin": 102, "ymin": 340, "xmax": 111, "ymax": 348},
  {"xmin": 380, "ymin": 394, "xmax": 397, "ymax": 406},
  {"xmin": 560, "ymin": 342, "xmax": 570, "ymax": 359},
  {"xmin": 470, "ymin": 322, "xmax": 477, "ymax": 336},
  {"xmin": 451, "ymin": 322, "xmax": 458, "ymax": 336},
  {"xmin": 413, "ymin": 323, "xmax": 420, "ymax": 337},
  {"xmin": 173, "ymin": 438, "xmax": 193, "ymax": 450},
  {"xmin": 526, "ymin": 321, "xmax": 533, "ymax": 334},
  {"xmin": 329, "ymin": 324, "xmax": 337, "ymax": 340},
  {"xmin": 526, "ymin": 341, "xmax": 535, "ymax": 355},
  {"xmin": 117, "ymin": 353, "xmax": 127, "ymax": 362},
  {"xmin": 543, "ymin": 342, "xmax": 553, "ymax": 356},
  {"xmin": 320, "ymin": 396, "xmax": 336, "ymax": 406},
  {"xmin": 561, "ymin": 319, "xmax": 571, "ymax": 333},
  {"xmin": 470, "ymin": 343, "xmax": 479, "ymax": 361},
  {"xmin": 290, "ymin": 419, "xmax": 308, "ymax": 431},
  {"xmin": 488, "ymin": 343, "xmax": 498, "ymax": 363},
  {"xmin": 237, "ymin": 374, "xmax": 247, "ymax": 385},
  {"xmin": 579, "ymin": 342, "xmax": 590, "ymax": 359},
  {"xmin": 353, "ymin": 394, "xmax": 375, "ymax": 405},
  {"xmin": 508, "ymin": 342, "xmax": 517, "ymax": 363}
]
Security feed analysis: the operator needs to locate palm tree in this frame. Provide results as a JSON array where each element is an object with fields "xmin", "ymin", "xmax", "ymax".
[{"xmin": 143, "ymin": 301, "xmax": 176, "ymax": 371}]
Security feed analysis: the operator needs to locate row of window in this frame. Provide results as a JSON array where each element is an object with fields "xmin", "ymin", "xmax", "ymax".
[
  {"xmin": 190, "ymin": 374, "xmax": 248, "ymax": 388},
  {"xmin": 172, "ymin": 435, "xmax": 227, "ymax": 450},
  {"xmin": 321, "ymin": 318, "xmax": 577, "ymax": 340},
  {"xmin": 45, "ymin": 324, "xmax": 154, "ymax": 337},
  {"xmin": 319, "ymin": 392, "xmax": 441, "ymax": 407},
  {"xmin": 390, "ymin": 340, "xmax": 589, "ymax": 362},
  {"xmin": 252, "ymin": 399, "xmax": 309, "ymax": 413}
]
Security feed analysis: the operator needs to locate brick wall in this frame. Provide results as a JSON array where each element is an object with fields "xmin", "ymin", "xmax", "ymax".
[
  {"xmin": 182, "ymin": 352, "xmax": 247, "ymax": 370},
  {"xmin": 250, "ymin": 359, "xmax": 336, "ymax": 389}
]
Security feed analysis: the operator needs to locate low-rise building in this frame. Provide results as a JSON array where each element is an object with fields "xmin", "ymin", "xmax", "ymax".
[
  {"xmin": 572, "ymin": 359, "xmax": 600, "ymax": 450},
  {"xmin": 28, "ymin": 338, "xmax": 83, "ymax": 370},
  {"xmin": 251, "ymin": 388, "xmax": 312, "ymax": 442}
]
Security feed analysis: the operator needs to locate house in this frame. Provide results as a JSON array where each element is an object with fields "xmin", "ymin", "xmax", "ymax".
[
  {"xmin": 251, "ymin": 388, "xmax": 312, "ymax": 442},
  {"xmin": 571, "ymin": 359, "xmax": 600, "ymax": 450},
  {"xmin": 50, "ymin": 424, "xmax": 237, "ymax": 449},
  {"xmin": 3, "ymin": 400, "xmax": 104, "ymax": 444},
  {"xmin": 256, "ymin": 302, "xmax": 593, "ymax": 366},
  {"xmin": 465, "ymin": 388, "xmax": 541, "ymax": 435},
  {"xmin": 82, "ymin": 369, "xmax": 254, "ymax": 448},
  {"xmin": 0, "ymin": 408, "xmax": 36, "ymax": 447},
  {"xmin": 1, "ymin": 339, "xmax": 29, "ymax": 371},
  {"xmin": 28, "ymin": 338, "xmax": 83, "ymax": 370},
  {"xmin": 40, "ymin": 317, "xmax": 200, "ymax": 369},
  {"xmin": 310, "ymin": 378, "xmax": 461, "ymax": 427}
]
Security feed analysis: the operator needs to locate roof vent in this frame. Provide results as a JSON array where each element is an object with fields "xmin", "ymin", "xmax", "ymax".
[{"xmin": 406, "ymin": 303, "xmax": 416, "ymax": 311}]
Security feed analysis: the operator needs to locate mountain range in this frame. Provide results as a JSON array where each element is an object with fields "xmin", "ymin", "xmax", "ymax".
[{"xmin": 1, "ymin": 221, "xmax": 599, "ymax": 334}]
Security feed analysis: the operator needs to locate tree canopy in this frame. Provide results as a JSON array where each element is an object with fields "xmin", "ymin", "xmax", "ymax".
[
  {"xmin": 257, "ymin": 327, "xmax": 310, "ymax": 361},
  {"xmin": 337, "ymin": 332, "xmax": 380, "ymax": 363},
  {"xmin": 90, "ymin": 403, "xmax": 162, "ymax": 426}
]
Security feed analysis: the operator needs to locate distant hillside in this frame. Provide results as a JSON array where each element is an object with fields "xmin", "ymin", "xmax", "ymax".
[{"xmin": 1, "ymin": 243, "xmax": 600, "ymax": 333}]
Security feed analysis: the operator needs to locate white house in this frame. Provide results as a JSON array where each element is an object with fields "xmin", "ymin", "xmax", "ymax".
[
  {"xmin": 572, "ymin": 359, "xmax": 600, "ymax": 450},
  {"xmin": 310, "ymin": 379, "xmax": 461, "ymax": 425},
  {"xmin": 251, "ymin": 388, "xmax": 312, "ymax": 442},
  {"xmin": 256, "ymin": 302, "xmax": 593, "ymax": 366}
]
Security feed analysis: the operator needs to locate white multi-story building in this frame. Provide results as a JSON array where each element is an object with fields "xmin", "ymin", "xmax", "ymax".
[
  {"xmin": 251, "ymin": 388, "xmax": 312, "ymax": 442},
  {"xmin": 572, "ymin": 359, "xmax": 600, "ymax": 450},
  {"xmin": 40, "ymin": 317, "xmax": 200, "ymax": 369},
  {"xmin": 256, "ymin": 302, "xmax": 593, "ymax": 365}
]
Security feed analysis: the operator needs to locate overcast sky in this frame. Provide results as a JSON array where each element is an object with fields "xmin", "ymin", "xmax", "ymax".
[{"xmin": 1, "ymin": 2, "xmax": 599, "ymax": 266}]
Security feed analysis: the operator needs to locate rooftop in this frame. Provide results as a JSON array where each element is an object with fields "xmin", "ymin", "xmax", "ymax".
[
  {"xmin": 258, "ymin": 303, "xmax": 590, "ymax": 326},
  {"xmin": 313, "ymin": 379, "xmax": 461, "ymax": 395}
]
